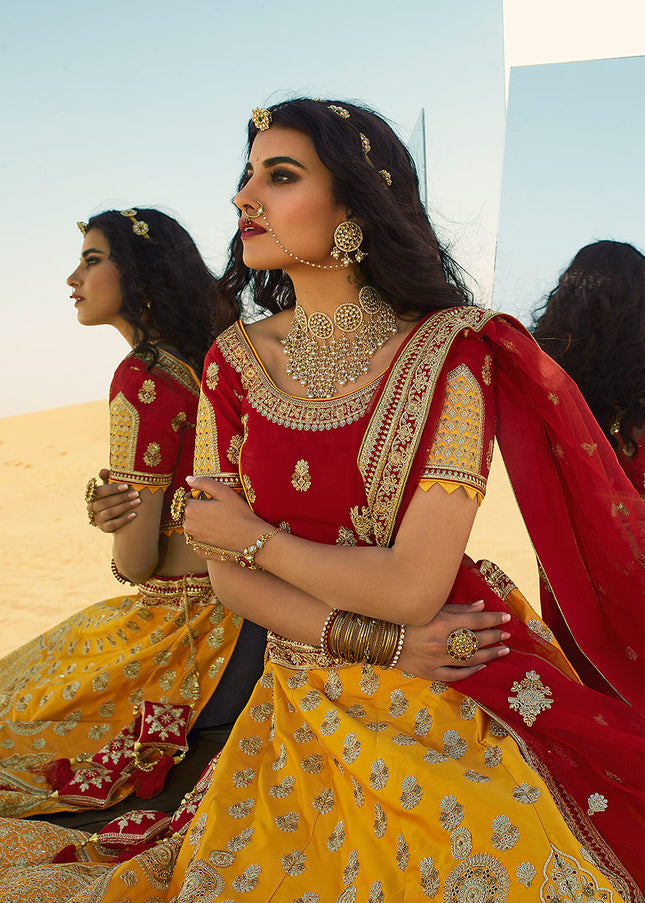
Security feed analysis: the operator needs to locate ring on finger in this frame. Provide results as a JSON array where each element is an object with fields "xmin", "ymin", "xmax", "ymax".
[
  {"xmin": 170, "ymin": 488, "xmax": 187, "ymax": 523},
  {"xmin": 85, "ymin": 477, "xmax": 99, "ymax": 528},
  {"xmin": 446, "ymin": 628, "xmax": 479, "ymax": 661}
]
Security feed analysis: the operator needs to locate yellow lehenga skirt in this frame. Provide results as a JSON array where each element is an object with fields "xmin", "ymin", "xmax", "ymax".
[
  {"xmin": 0, "ymin": 574, "xmax": 242, "ymax": 818},
  {"xmin": 0, "ymin": 600, "xmax": 630, "ymax": 903}
]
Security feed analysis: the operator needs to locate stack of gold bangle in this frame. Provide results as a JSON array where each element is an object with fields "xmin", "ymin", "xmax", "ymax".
[{"xmin": 321, "ymin": 610, "xmax": 406, "ymax": 668}]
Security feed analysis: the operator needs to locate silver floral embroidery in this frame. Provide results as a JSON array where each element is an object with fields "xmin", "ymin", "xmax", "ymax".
[
  {"xmin": 420, "ymin": 856, "xmax": 440, "ymax": 898},
  {"xmin": 414, "ymin": 707, "xmax": 432, "ymax": 736},
  {"xmin": 513, "ymin": 783, "xmax": 541, "ymax": 804},
  {"xmin": 443, "ymin": 729, "xmax": 467, "ymax": 759},
  {"xmin": 389, "ymin": 688, "xmax": 409, "ymax": 718},
  {"xmin": 312, "ymin": 788, "xmax": 335, "ymax": 814},
  {"xmin": 463, "ymin": 769, "xmax": 490, "ymax": 783},
  {"xmin": 343, "ymin": 732, "xmax": 361, "ymax": 763},
  {"xmin": 444, "ymin": 854, "xmax": 510, "ymax": 902},
  {"xmin": 440, "ymin": 794, "xmax": 464, "ymax": 831},
  {"xmin": 320, "ymin": 710, "xmax": 341, "ymax": 736},
  {"xmin": 373, "ymin": 802, "xmax": 387, "ymax": 838},
  {"xmin": 491, "ymin": 814, "xmax": 520, "ymax": 850},
  {"xmin": 460, "ymin": 697, "xmax": 477, "ymax": 720},
  {"xmin": 516, "ymin": 862, "xmax": 536, "ymax": 887},
  {"xmin": 587, "ymin": 793, "xmax": 608, "ymax": 815},
  {"xmin": 527, "ymin": 619, "xmax": 554, "ymax": 642},
  {"xmin": 233, "ymin": 863, "xmax": 261, "ymax": 892},
  {"xmin": 451, "ymin": 826, "xmax": 473, "ymax": 859},
  {"xmin": 269, "ymin": 776, "xmax": 294, "ymax": 799},
  {"xmin": 282, "ymin": 849, "xmax": 306, "ymax": 876},
  {"xmin": 396, "ymin": 833, "xmax": 410, "ymax": 871},
  {"xmin": 400, "ymin": 775, "xmax": 423, "ymax": 810},
  {"xmin": 275, "ymin": 811, "xmax": 299, "ymax": 832},
  {"xmin": 328, "ymin": 820, "xmax": 346, "ymax": 852},
  {"xmin": 343, "ymin": 849, "xmax": 360, "ymax": 884},
  {"xmin": 508, "ymin": 670, "xmax": 553, "ymax": 726},
  {"xmin": 369, "ymin": 758, "xmax": 390, "ymax": 790}
]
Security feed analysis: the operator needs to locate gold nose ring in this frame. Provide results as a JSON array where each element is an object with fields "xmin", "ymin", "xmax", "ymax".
[{"xmin": 244, "ymin": 202, "xmax": 265, "ymax": 219}]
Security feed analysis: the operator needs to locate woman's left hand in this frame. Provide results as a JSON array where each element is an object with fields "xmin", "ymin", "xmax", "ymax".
[{"xmin": 183, "ymin": 476, "xmax": 268, "ymax": 554}]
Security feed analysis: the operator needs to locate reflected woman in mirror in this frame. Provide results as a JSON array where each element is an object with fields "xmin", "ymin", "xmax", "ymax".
[
  {"xmin": 533, "ymin": 240, "xmax": 645, "ymax": 500},
  {"xmin": 0, "ymin": 209, "xmax": 265, "ymax": 821}
]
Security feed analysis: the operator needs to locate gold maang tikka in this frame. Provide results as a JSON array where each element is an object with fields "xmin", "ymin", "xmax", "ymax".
[{"xmin": 282, "ymin": 286, "xmax": 398, "ymax": 398}]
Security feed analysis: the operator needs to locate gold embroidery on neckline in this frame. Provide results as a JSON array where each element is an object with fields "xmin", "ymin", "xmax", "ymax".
[{"xmin": 217, "ymin": 323, "xmax": 382, "ymax": 431}]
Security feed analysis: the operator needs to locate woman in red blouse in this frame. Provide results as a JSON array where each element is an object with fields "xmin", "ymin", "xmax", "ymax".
[{"xmin": 0, "ymin": 209, "xmax": 265, "ymax": 820}]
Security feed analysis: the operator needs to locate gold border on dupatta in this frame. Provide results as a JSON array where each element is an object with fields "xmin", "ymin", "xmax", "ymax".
[{"xmin": 358, "ymin": 307, "xmax": 496, "ymax": 547}]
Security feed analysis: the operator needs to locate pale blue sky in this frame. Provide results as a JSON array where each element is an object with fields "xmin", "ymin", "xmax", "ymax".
[
  {"xmin": 0, "ymin": 0, "xmax": 505, "ymax": 415},
  {"xmin": 494, "ymin": 54, "xmax": 645, "ymax": 323},
  {"xmin": 3, "ymin": 1, "xmax": 644, "ymax": 416}
]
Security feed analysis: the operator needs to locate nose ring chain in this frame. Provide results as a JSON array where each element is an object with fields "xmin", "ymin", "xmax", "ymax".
[{"xmin": 244, "ymin": 201, "xmax": 345, "ymax": 271}]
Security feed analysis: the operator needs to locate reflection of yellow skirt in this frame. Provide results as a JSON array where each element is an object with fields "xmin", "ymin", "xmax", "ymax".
[{"xmin": 0, "ymin": 574, "xmax": 241, "ymax": 818}]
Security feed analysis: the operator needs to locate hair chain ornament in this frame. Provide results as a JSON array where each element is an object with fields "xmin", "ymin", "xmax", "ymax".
[
  {"xmin": 250, "ymin": 103, "xmax": 392, "ymax": 187},
  {"xmin": 120, "ymin": 209, "xmax": 151, "ymax": 239},
  {"xmin": 77, "ymin": 210, "xmax": 151, "ymax": 239},
  {"xmin": 251, "ymin": 107, "xmax": 272, "ymax": 131},
  {"xmin": 282, "ymin": 285, "xmax": 398, "ymax": 398}
]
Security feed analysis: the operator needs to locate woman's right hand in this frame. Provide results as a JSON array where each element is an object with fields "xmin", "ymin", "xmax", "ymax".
[
  {"xmin": 90, "ymin": 468, "xmax": 141, "ymax": 533},
  {"xmin": 397, "ymin": 600, "xmax": 511, "ymax": 681}
]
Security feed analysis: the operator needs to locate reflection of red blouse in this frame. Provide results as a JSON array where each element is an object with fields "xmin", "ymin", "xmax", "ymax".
[
  {"xmin": 109, "ymin": 347, "xmax": 200, "ymax": 534},
  {"xmin": 193, "ymin": 321, "xmax": 495, "ymax": 546}
]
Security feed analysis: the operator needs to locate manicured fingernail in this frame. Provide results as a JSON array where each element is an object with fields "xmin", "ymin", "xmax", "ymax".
[
  {"xmin": 186, "ymin": 475, "xmax": 196, "ymax": 484},
  {"xmin": 470, "ymin": 600, "xmax": 485, "ymax": 607},
  {"xmin": 501, "ymin": 632, "xmax": 511, "ymax": 641},
  {"xmin": 497, "ymin": 646, "xmax": 510, "ymax": 657},
  {"xmin": 501, "ymin": 613, "xmax": 511, "ymax": 623},
  {"xmin": 127, "ymin": 512, "xmax": 137, "ymax": 519},
  {"xmin": 118, "ymin": 483, "xmax": 129, "ymax": 490},
  {"xmin": 474, "ymin": 664, "xmax": 486, "ymax": 672},
  {"xmin": 131, "ymin": 498, "xmax": 141, "ymax": 506},
  {"xmin": 128, "ymin": 490, "xmax": 139, "ymax": 499}
]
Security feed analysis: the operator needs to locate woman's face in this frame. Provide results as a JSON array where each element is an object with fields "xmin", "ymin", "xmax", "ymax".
[
  {"xmin": 234, "ymin": 126, "xmax": 347, "ymax": 271},
  {"xmin": 67, "ymin": 228, "xmax": 125, "ymax": 328}
]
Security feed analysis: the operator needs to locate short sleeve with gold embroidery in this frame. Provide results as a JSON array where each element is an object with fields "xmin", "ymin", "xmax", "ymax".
[
  {"xmin": 193, "ymin": 329, "xmax": 244, "ymax": 490},
  {"xmin": 109, "ymin": 350, "xmax": 199, "ymax": 490},
  {"xmin": 420, "ymin": 338, "xmax": 496, "ymax": 502}
]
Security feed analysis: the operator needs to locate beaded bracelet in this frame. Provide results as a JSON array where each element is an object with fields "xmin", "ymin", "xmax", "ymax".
[
  {"xmin": 111, "ymin": 559, "xmax": 135, "ymax": 585},
  {"xmin": 384, "ymin": 624, "xmax": 406, "ymax": 669},
  {"xmin": 185, "ymin": 527, "xmax": 282, "ymax": 569},
  {"xmin": 239, "ymin": 527, "xmax": 281, "ymax": 569}
]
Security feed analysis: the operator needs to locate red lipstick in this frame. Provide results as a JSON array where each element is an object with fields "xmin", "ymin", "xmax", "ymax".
[{"xmin": 238, "ymin": 217, "xmax": 267, "ymax": 239}]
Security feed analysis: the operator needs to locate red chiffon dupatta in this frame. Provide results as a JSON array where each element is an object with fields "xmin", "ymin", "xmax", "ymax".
[{"xmin": 369, "ymin": 309, "xmax": 645, "ymax": 900}]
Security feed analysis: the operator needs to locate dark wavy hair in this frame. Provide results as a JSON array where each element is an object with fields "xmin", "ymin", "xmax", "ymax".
[
  {"xmin": 217, "ymin": 98, "xmax": 472, "ymax": 317},
  {"xmin": 85, "ymin": 209, "xmax": 238, "ymax": 370},
  {"xmin": 532, "ymin": 240, "xmax": 645, "ymax": 447}
]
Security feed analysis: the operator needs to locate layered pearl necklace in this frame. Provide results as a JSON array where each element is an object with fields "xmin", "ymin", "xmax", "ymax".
[{"xmin": 282, "ymin": 286, "xmax": 398, "ymax": 398}]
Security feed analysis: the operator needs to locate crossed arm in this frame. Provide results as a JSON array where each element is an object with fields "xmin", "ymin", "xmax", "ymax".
[{"xmin": 182, "ymin": 477, "xmax": 510, "ymax": 680}]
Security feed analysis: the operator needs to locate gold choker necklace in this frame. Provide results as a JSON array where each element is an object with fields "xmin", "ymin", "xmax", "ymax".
[{"xmin": 281, "ymin": 286, "xmax": 398, "ymax": 398}]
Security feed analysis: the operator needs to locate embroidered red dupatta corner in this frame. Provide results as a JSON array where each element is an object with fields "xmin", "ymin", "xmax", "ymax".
[{"xmin": 362, "ymin": 307, "xmax": 645, "ymax": 900}]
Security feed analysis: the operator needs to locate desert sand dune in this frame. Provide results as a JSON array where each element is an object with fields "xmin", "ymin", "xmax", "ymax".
[{"xmin": 1, "ymin": 402, "xmax": 539, "ymax": 658}]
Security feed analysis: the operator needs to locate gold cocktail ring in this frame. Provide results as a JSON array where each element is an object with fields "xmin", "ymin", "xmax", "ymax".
[{"xmin": 446, "ymin": 628, "xmax": 479, "ymax": 662}]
